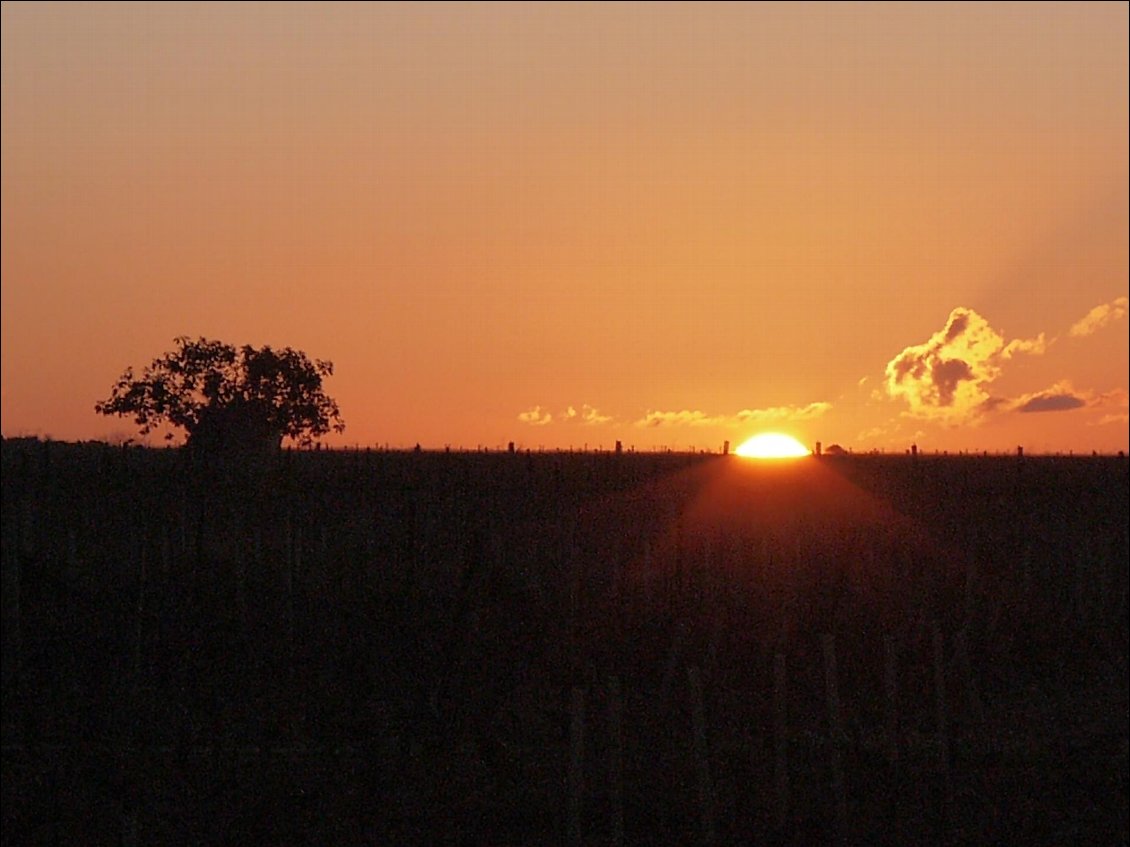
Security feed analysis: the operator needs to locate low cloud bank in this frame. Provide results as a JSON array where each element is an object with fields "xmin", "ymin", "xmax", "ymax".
[
  {"xmin": 518, "ymin": 404, "xmax": 612, "ymax": 426},
  {"xmin": 635, "ymin": 402, "xmax": 831, "ymax": 428}
]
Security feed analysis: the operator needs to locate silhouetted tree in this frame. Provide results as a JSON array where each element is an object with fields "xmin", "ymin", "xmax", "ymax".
[{"xmin": 95, "ymin": 337, "xmax": 345, "ymax": 451}]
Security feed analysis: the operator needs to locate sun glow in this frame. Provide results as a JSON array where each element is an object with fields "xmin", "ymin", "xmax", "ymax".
[{"xmin": 735, "ymin": 433, "xmax": 811, "ymax": 459}]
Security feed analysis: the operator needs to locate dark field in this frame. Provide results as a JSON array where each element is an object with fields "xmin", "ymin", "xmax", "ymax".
[{"xmin": 2, "ymin": 440, "xmax": 1127, "ymax": 845}]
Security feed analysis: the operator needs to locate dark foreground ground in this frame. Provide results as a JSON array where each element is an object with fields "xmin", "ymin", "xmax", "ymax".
[{"xmin": 1, "ymin": 440, "xmax": 1127, "ymax": 845}]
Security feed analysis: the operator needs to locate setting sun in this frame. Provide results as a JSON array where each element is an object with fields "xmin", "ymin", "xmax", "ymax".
[{"xmin": 735, "ymin": 433, "xmax": 811, "ymax": 459}]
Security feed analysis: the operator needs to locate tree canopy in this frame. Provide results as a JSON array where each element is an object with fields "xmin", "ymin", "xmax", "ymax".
[{"xmin": 95, "ymin": 337, "xmax": 345, "ymax": 450}]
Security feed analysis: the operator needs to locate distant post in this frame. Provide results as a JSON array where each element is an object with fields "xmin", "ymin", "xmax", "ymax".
[
  {"xmin": 815, "ymin": 441, "xmax": 822, "ymax": 457},
  {"xmin": 911, "ymin": 443, "xmax": 917, "ymax": 459},
  {"xmin": 722, "ymin": 440, "xmax": 729, "ymax": 456},
  {"xmin": 508, "ymin": 441, "xmax": 515, "ymax": 454},
  {"xmin": 615, "ymin": 440, "xmax": 623, "ymax": 455}
]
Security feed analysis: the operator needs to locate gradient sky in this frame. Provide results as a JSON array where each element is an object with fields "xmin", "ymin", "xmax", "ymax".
[{"xmin": 3, "ymin": 2, "xmax": 1127, "ymax": 453}]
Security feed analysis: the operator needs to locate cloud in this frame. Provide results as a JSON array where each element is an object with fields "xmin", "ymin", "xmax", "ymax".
[
  {"xmin": 517, "ymin": 406, "xmax": 553, "ymax": 426},
  {"xmin": 635, "ymin": 402, "xmax": 832, "ymax": 428},
  {"xmin": 855, "ymin": 422, "xmax": 925, "ymax": 445},
  {"xmin": 1069, "ymin": 296, "xmax": 1129, "ymax": 337},
  {"xmin": 583, "ymin": 406, "xmax": 612, "ymax": 425},
  {"xmin": 1014, "ymin": 393, "xmax": 1086, "ymax": 413},
  {"xmin": 1095, "ymin": 412, "xmax": 1129, "ymax": 426},
  {"xmin": 637, "ymin": 409, "xmax": 719, "ymax": 428},
  {"xmin": 884, "ymin": 307, "xmax": 1045, "ymax": 422},
  {"xmin": 562, "ymin": 405, "xmax": 613, "ymax": 425},
  {"xmin": 1097, "ymin": 387, "xmax": 1130, "ymax": 409},
  {"xmin": 1008, "ymin": 381, "xmax": 1127, "ymax": 415},
  {"xmin": 1091, "ymin": 388, "xmax": 1129, "ymax": 425},
  {"xmin": 733, "ymin": 402, "xmax": 832, "ymax": 423},
  {"xmin": 518, "ymin": 404, "xmax": 613, "ymax": 426},
  {"xmin": 856, "ymin": 425, "xmax": 893, "ymax": 442},
  {"xmin": 1002, "ymin": 333, "xmax": 1048, "ymax": 358}
]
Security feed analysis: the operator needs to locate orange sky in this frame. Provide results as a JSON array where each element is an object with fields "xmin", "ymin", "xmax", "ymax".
[{"xmin": 3, "ymin": 2, "xmax": 1127, "ymax": 453}]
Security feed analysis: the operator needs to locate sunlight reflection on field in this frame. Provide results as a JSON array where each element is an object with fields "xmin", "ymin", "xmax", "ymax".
[{"xmin": 579, "ymin": 455, "xmax": 958, "ymax": 636}]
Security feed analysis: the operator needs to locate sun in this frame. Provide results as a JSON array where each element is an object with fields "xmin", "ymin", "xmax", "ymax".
[{"xmin": 734, "ymin": 432, "xmax": 811, "ymax": 459}]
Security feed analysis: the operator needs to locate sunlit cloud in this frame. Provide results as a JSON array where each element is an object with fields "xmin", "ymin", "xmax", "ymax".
[
  {"xmin": 1002, "ymin": 333, "xmax": 1048, "ymax": 358},
  {"xmin": 637, "ymin": 409, "xmax": 719, "ymax": 428},
  {"xmin": 517, "ymin": 406, "xmax": 553, "ymax": 426},
  {"xmin": 884, "ymin": 307, "xmax": 1046, "ymax": 422},
  {"xmin": 635, "ymin": 402, "xmax": 831, "ymax": 428},
  {"xmin": 583, "ymin": 406, "xmax": 612, "ymax": 425},
  {"xmin": 733, "ymin": 402, "xmax": 832, "ymax": 423},
  {"xmin": 562, "ymin": 405, "xmax": 613, "ymax": 425},
  {"xmin": 519, "ymin": 404, "xmax": 612, "ymax": 426},
  {"xmin": 1069, "ymin": 296, "xmax": 1129, "ymax": 338}
]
